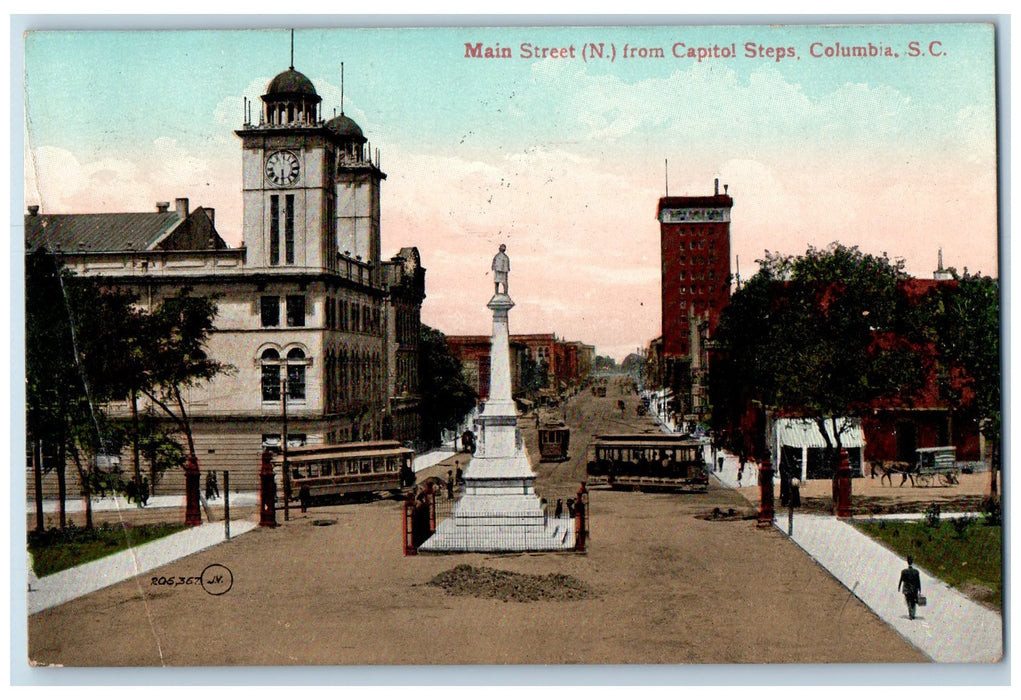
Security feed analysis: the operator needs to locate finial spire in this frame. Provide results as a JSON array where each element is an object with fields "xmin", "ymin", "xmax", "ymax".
[
  {"xmin": 289, "ymin": 29, "xmax": 294, "ymax": 69},
  {"xmin": 341, "ymin": 62, "xmax": 345, "ymax": 114}
]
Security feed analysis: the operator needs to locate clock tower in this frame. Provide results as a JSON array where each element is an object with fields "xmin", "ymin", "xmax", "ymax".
[{"xmin": 236, "ymin": 64, "xmax": 385, "ymax": 275}]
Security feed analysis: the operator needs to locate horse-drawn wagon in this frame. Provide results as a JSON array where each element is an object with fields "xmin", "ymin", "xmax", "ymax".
[{"xmin": 914, "ymin": 446, "xmax": 959, "ymax": 487}]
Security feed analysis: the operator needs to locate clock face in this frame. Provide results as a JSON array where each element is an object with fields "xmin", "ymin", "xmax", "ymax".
[{"xmin": 265, "ymin": 150, "xmax": 300, "ymax": 186}]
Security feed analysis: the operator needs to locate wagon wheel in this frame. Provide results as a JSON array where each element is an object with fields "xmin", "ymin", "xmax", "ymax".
[
  {"xmin": 915, "ymin": 473, "xmax": 932, "ymax": 488},
  {"xmin": 939, "ymin": 471, "xmax": 959, "ymax": 487}
]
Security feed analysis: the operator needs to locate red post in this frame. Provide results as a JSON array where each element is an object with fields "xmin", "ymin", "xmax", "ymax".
[
  {"xmin": 835, "ymin": 449, "xmax": 853, "ymax": 518},
  {"xmin": 403, "ymin": 493, "xmax": 417, "ymax": 555},
  {"xmin": 574, "ymin": 499, "xmax": 586, "ymax": 552},
  {"xmin": 259, "ymin": 450, "xmax": 278, "ymax": 528},
  {"xmin": 757, "ymin": 455, "xmax": 775, "ymax": 528},
  {"xmin": 426, "ymin": 484, "xmax": 437, "ymax": 535},
  {"xmin": 184, "ymin": 454, "xmax": 202, "ymax": 525}
]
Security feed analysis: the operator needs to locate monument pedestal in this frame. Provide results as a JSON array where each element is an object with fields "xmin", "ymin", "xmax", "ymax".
[{"xmin": 419, "ymin": 290, "xmax": 575, "ymax": 553}]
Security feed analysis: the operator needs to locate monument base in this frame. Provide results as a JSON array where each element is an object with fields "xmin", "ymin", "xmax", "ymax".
[{"xmin": 418, "ymin": 482, "xmax": 575, "ymax": 552}]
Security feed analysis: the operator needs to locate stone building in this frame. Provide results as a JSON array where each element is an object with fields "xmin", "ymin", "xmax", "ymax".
[{"xmin": 25, "ymin": 62, "xmax": 425, "ymax": 494}]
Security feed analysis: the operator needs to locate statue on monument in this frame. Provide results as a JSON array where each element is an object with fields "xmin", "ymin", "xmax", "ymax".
[{"xmin": 492, "ymin": 244, "xmax": 510, "ymax": 295}]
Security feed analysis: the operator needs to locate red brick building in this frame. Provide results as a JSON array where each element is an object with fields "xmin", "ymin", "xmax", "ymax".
[
  {"xmin": 654, "ymin": 180, "xmax": 733, "ymax": 419},
  {"xmin": 446, "ymin": 335, "xmax": 526, "ymax": 401}
]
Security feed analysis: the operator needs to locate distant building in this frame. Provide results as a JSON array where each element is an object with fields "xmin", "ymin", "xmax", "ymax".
[
  {"xmin": 446, "ymin": 333, "xmax": 595, "ymax": 401},
  {"xmin": 446, "ymin": 335, "xmax": 526, "ymax": 400},
  {"xmin": 26, "ymin": 62, "xmax": 425, "ymax": 495},
  {"xmin": 654, "ymin": 179, "xmax": 733, "ymax": 421}
]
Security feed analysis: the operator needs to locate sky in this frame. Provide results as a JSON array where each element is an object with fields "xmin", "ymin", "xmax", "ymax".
[{"xmin": 22, "ymin": 22, "xmax": 999, "ymax": 361}]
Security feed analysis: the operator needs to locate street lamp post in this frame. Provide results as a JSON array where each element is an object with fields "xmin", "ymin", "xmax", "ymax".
[{"xmin": 281, "ymin": 371, "xmax": 290, "ymax": 523}]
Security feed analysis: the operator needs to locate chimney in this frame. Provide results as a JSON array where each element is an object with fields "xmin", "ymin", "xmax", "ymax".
[
  {"xmin": 27, "ymin": 205, "xmax": 39, "ymax": 216},
  {"xmin": 156, "ymin": 201, "xmax": 170, "ymax": 213},
  {"xmin": 714, "ymin": 178, "xmax": 719, "ymax": 195},
  {"xmin": 724, "ymin": 184, "xmax": 729, "ymax": 195},
  {"xmin": 175, "ymin": 198, "xmax": 189, "ymax": 219}
]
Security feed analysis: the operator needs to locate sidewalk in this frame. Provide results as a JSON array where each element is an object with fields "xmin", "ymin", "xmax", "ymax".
[
  {"xmin": 25, "ymin": 443, "xmax": 457, "ymax": 613},
  {"xmin": 781, "ymin": 512, "xmax": 1002, "ymax": 663},
  {"xmin": 707, "ymin": 447, "xmax": 1003, "ymax": 663},
  {"xmin": 27, "ymin": 519, "xmax": 258, "ymax": 615}
]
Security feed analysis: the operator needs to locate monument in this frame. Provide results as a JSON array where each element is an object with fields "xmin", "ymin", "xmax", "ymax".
[{"xmin": 419, "ymin": 246, "xmax": 575, "ymax": 552}]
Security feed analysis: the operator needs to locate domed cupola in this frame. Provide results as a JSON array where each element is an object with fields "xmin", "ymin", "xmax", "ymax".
[
  {"xmin": 262, "ymin": 66, "xmax": 322, "ymax": 126},
  {"xmin": 326, "ymin": 112, "xmax": 368, "ymax": 162},
  {"xmin": 326, "ymin": 113, "xmax": 366, "ymax": 142}
]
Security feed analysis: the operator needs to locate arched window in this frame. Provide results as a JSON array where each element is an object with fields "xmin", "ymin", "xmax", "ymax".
[
  {"xmin": 287, "ymin": 348, "xmax": 306, "ymax": 401},
  {"xmin": 261, "ymin": 349, "xmax": 281, "ymax": 401}
]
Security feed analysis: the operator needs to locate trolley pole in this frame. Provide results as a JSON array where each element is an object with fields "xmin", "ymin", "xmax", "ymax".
[{"xmin": 281, "ymin": 373, "xmax": 290, "ymax": 522}]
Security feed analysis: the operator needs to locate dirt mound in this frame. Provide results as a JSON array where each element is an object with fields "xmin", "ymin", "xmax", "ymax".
[{"xmin": 428, "ymin": 564, "xmax": 594, "ymax": 603}]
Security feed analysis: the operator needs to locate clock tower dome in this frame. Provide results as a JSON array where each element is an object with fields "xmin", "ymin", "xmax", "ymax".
[{"xmin": 236, "ymin": 63, "xmax": 385, "ymax": 277}]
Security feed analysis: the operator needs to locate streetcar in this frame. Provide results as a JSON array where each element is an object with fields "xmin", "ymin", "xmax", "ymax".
[
  {"xmin": 538, "ymin": 419, "xmax": 571, "ymax": 462},
  {"xmin": 275, "ymin": 440, "xmax": 415, "ymax": 503},
  {"xmin": 587, "ymin": 433, "xmax": 709, "ymax": 492}
]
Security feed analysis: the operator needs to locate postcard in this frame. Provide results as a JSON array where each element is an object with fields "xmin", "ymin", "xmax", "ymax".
[{"xmin": 18, "ymin": 20, "xmax": 1002, "ymax": 680}]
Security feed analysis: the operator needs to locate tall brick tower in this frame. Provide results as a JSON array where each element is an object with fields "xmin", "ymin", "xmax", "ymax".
[{"xmin": 656, "ymin": 179, "xmax": 733, "ymax": 419}]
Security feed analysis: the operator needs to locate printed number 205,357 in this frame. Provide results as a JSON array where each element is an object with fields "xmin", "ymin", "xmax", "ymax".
[{"xmin": 151, "ymin": 576, "xmax": 201, "ymax": 586}]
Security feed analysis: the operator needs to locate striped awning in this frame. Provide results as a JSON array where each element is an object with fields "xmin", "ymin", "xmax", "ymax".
[{"xmin": 774, "ymin": 417, "xmax": 864, "ymax": 449}]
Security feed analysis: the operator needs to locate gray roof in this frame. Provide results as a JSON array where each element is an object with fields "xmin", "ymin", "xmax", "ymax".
[{"xmin": 25, "ymin": 212, "xmax": 182, "ymax": 252}]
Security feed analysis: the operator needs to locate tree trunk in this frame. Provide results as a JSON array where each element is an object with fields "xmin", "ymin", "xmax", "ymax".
[
  {"xmin": 56, "ymin": 437, "xmax": 67, "ymax": 530},
  {"xmin": 70, "ymin": 446, "xmax": 93, "ymax": 530},
  {"xmin": 131, "ymin": 389, "xmax": 143, "ymax": 494},
  {"xmin": 33, "ymin": 438, "xmax": 44, "ymax": 533},
  {"xmin": 989, "ymin": 442, "xmax": 999, "ymax": 498}
]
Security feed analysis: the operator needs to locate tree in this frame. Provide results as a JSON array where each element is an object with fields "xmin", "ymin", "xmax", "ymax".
[
  {"xmin": 418, "ymin": 325, "xmax": 478, "ymax": 446},
  {"xmin": 26, "ymin": 252, "xmax": 227, "ymax": 526},
  {"xmin": 925, "ymin": 271, "xmax": 1000, "ymax": 494},
  {"xmin": 26, "ymin": 249, "xmax": 141, "ymax": 528},
  {"xmin": 518, "ymin": 351, "xmax": 545, "ymax": 398},
  {"xmin": 712, "ymin": 243, "xmax": 928, "ymax": 469},
  {"xmin": 139, "ymin": 288, "xmax": 231, "ymax": 464}
]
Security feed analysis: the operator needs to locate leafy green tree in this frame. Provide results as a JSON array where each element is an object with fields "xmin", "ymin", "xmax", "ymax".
[
  {"xmin": 26, "ymin": 249, "xmax": 80, "ymax": 529},
  {"xmin": 138, "ymin": 288, "xmax": 231, "ymax": 464},
  {"xmin": 712, "ymin": 243, "xmax": 928, "ymax": 468},
  {"xmin": 26, "ymin": 252, "xmax": 227, "ymax": 526},
  {"xmin": 26, "ymin": 249, "xmax": 140, "ymax": 528},
  {"xmin": 925, "ymin": 271, "xmax": 1000, "ymax": 494},
  {"xmin": 418, "ymin": 325, "xmax": 478, "ymax": 446}
]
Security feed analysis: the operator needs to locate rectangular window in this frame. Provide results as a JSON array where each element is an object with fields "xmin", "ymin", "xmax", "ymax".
[
  {"xmin": 262, "ymin": 364, "xmax": 281, "ymax": 401},
  {"xmin": 288, "ymin": 364, "xmax": 306, "ymax": 400},
  {"xmin": 285, "ymin": 194, "xmax": 295, "ymax": 264},
  {"xmin": 260, "ymin": 296, "xmax": 279, "ymax": 327},
  {"xmin": 286, "ymin": 295, "xmax": 306, "ymax": 327},
  {"xmin": 270, "ymin": 195, "xmax": 280, "ymax": 265}
]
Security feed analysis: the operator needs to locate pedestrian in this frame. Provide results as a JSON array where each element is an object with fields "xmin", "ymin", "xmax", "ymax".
[
  {"xmin": 446, "ymin": 470, "xmax": 455, "ymax": 499},
  {"xmin": 298, "ymin": 483, "xmax": 311, "ymax": 513},
  {"xmin": 211, "ymin": 471, "xmax": 220, "ymax": 499},
  {"xmin": 455, "ymin": 463, "xmax": 464, "ymax": 485},
  {"xmin": 566, "ymin": 498, "xmax": 576, "ymax": 517},
  {"xmin": 554, "ymin": 498, "xmax": 564, "ymax": 518},
  {"xmin": 898, "ymin": 555, "xmax": 923, "ymax": 620},
  {"xmin": 205, "ymin": 470, "xmax": 216, "ymax": 500},
  {"xmin": 717, "ymin": 456, "xmax": 724, "ymax": 474},
  {"xmin": 737, "ymin": 464, "xmax": 744, "ymax": 486}
]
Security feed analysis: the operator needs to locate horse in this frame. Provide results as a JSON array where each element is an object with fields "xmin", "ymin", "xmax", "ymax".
[{"xmin": 877, "ymin": 460, "xmax": 919, "ymax": 487}]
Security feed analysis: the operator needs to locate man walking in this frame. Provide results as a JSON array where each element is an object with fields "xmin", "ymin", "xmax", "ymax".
[{"xmin": 898, "ymin": 555, "xmax": 923, "ymax": 620}]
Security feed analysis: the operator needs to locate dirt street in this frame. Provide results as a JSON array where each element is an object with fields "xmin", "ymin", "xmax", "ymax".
[{"xmin": 28, "ymin": 383, "xmax": 929, "ymax": 666}]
